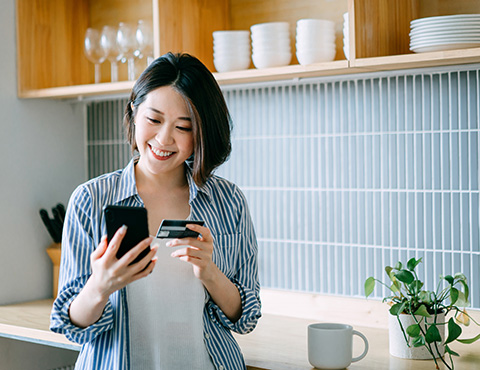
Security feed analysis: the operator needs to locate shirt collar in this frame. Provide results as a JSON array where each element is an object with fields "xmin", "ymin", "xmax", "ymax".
[
  {"xmin": 185, "ymin": 165, "xmax": 213, "ymax": 204},
  {"xmin": 115, "ymin": 157, "xmax": 141, "ymax": 205}
]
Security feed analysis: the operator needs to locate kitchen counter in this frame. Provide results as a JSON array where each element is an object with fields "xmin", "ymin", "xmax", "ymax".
[
  {"xmin": 233, "ymin": 314, "xmax": 480, "ymax": 369},
  {"xmin": 1, "ymin": 291, "xmax": 479, "ymax": 369}
]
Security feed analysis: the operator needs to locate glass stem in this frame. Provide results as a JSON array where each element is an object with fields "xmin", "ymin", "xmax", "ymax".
[
  {"xmin": 111, "ymin": 62, "xmax": 118, "ymax": 83},
  {"xmin": 127, "ymin": 58, "xmax": 135, "ymax": 81},
  {"xmin": 94, "ymin": 63, "xmax": 101, "ymax": 84}
]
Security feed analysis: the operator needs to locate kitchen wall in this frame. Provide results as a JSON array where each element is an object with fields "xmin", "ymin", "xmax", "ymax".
[
  {"xmin": 0, "ymin": 0, "xmax": 85, "ymax": 305},
  {"xmin": 87, "ymin": 64, "xmax": 480, "ymax": 310}
]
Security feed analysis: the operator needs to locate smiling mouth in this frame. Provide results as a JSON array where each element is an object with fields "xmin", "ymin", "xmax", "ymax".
[{"xmin": 150, "ymin": 145, "xmax": 174, "ymax": 159}]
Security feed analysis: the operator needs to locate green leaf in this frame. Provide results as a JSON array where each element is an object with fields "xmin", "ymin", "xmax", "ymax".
[
  {"xmin": 444, "ymin": 275, "xmax": 454, "ymax": 285},
  {"xmin": 455, "ymin": 291, "xmax": 470, "ymax": 308},
  {"xmin": 425, "ymin": 324, "xmax": 442, "ymax": 343},
  {"xmin": 390, "ymin": 282, "xmax": 400, "ymax": 294},
  {"xmin": 385, "ymin": 266, "xmax": 393, "ymax": 278},
  {"xmin": 395, "ymin": 270, "xmax": 415, "ymax": 284},
  {"xmin": 364, "ymin": 277, "xmax": 375, "ymax": 297},
  {"xmin": 409, "ymin": 280, "xmax": 423, "ymax": 292},
  {"xmin": 457, "ymin": 333, "xmax": 480, "ymax": 344},
  {"xmin": 414, "ymin": 305, "xmax": 431, "ymax": 318},
  {"xmin": 458, "ymin": 279, "xmax": 470, "ymax": 303},
  {"xmin": 412, "ymin": 335, "xmax": 425, "ymax": 347},
  {"xmin": 407, "ymin": 257, "xmax": 422, "ymax": 271},
  {"xmin": 406, "ymin": 324, "xmax": 421, "ymax": 338},
  {"xmin": 445, "ymin": 318, "xmax": 462, "ymax": 344},
  {"xmin": 454, "ymin": 272, "xmax": 467, "ymax": 281},
  {"xmin": 390, "ymin": 302, "xmax": 406, "ymax": 316},
  {"xmin": 419, "ymin": 291, "xmax": 431, "ymax": 304},
  {"xmin": 394, "ymin": 261, "xmax": 403, "ymax": 270},
  {"xmin": 445, "ymin": 344, "xmax": 460, "ymax": 357},
  {"xmin": 450, "ymin": 287, "xmax": 459, "ymax": 305}
]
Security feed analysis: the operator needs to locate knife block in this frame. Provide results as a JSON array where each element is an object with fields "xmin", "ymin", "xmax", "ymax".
[{"xmin": 46, "ymin": 243, "xmax": 61, "ymax": 298}]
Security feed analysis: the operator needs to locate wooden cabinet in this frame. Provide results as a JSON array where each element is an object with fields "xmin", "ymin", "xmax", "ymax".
[{"xmin": 15, "ymin": 0, "xmax": 480, "ymax": 99}]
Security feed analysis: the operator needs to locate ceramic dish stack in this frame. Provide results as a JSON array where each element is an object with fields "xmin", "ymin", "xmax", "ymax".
[
  {"xmin": 295, "ymin": 19, "xmax": 336, "ymax": 65},
  {"xmin": 251, "ymin": 22, "xmax": 291, "ymax": 69},
  {"xmin": 213, "ymin": 30, "xmax": 251, "ymax": 72},
  {"xmin": 410, "ymin": 14, "xmax": 480, "ymax": 53},
  {"xmin": 343, "ymin": 12, "xmax": 349, "ymax": 60}
]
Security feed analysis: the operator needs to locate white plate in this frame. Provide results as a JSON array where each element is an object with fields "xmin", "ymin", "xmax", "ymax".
[
  {"xmin": 411, "ymin": 22, "xmax": 480, "ymax": 34},
  {"xmin": 411, "ymin": 14, "xmax": 480, "ymax": 27},
  {"xmin": 410, "ymin": 27, "xmax": 480, "ymax": 37},
  {"xmin": 410, "ymin": 37, "xmax": 480, "ymax": 48},
  {"xmin": 410, "ymin": 41, "xmax": 480, "ymax": 53},
  {"xmin": 410, "ymin": 35, "xmax": 480, "ymax": 45}
]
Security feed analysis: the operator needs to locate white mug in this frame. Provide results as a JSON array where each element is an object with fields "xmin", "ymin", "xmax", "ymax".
[{"xmin": 308, "ymin": 323, "xmax": 369, "ymax": 369}]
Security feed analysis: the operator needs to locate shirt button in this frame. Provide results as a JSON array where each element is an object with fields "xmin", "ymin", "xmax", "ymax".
[
  {"xmin": 219, "ymin": 366, "xmax": 224, "ymax": 370},
  {"xmin": 205, "ymin": 333, "xmax": 210, "ymax": 339}
]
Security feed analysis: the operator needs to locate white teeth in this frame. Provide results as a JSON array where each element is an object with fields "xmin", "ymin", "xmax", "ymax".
[{"xmin": 151, "ymin": 147, "xmax": 173, "ymax": 157}]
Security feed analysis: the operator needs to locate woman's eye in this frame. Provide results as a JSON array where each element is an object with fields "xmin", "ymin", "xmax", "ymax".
[
  {"xmin": 147, "ymin": 117, "xmax": 160, "ymax": 124},
  {"xmin": 177, "ymin": 126, "xmax": 192, "ymax": 132}
]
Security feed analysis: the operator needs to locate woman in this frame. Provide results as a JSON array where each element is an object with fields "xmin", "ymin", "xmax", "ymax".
[{"xmin": 50, "ymin": 52, "xmax": 261, "ymax": 370}]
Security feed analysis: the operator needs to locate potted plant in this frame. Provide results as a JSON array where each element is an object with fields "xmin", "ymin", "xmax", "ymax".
[{"xmin": 364, "ymin": 257, "xmax": 480, "ymax": 370}]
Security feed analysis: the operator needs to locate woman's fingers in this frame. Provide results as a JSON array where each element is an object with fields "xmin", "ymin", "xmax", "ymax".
[
  {"xmin": 103, "ymin": 225, "xmax": 128, "ymax": 258},
  {"xmin": 91, "ymin": 235, "xmax": 108, "ymax": 261},
  {"xmin": 122, "ymin": 236, "xmax": 154, "ymax": 265},
  {"xmin": 130, "ymin": 242, "xmax": 158, "ymax": 274},
  {"xmin": 187, "ymin": 223, "xmax": 213, "ymax": 242}
]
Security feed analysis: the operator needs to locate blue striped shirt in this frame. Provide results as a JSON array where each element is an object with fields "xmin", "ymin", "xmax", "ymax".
[{"xmin": 50, "ymin": 158, "xmax": 261, "ymax": 370}]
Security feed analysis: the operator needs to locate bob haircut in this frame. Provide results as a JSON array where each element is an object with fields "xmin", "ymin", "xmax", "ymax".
[{"xmin": 124, "ymin": 52, "xmax": 232, "ymax": 186}]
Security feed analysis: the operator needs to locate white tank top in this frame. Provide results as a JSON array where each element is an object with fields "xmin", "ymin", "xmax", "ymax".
[{"xmin": 127, "ymin": 238, "xmax": 215, "ymax": 370}]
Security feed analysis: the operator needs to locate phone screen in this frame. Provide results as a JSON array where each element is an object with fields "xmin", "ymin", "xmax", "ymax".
[{"xmin": 104, "ymin": 205, "xmax": 151, "ymax": 264}]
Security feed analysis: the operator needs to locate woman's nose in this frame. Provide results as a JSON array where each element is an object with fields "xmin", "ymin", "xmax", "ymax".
[{"xmin": 155, "ymin": 124, "xmax": 174, "ymax": 145}]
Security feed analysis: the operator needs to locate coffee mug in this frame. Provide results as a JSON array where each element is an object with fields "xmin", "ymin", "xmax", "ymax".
[{"xmin": 308, "ymin": 323, "xmax": 369, "ymax": 369}]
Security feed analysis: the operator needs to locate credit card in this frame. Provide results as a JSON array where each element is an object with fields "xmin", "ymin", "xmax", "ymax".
[{"xmin": 156, "ymin": 219, "xmax": 204, "ymax": 239}]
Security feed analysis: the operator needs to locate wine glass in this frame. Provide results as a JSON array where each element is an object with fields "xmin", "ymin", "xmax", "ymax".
[
  {"xmin": 84, "ymin": 28, "xmax": 107, "ymax": 84},
  {"xmin": 135, "ymin": 20, "xmax": 154, "ymax": 66},
  {"xmin": 100, "ymin": 26, "xmax": 122, "ymax": 82},
  {"xmin": 116, "ymin": 22, "xmax": 137, "ymax": 81}
]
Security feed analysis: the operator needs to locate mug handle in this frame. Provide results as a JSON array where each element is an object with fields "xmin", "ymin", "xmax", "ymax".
[{"xmin": 352, "ymin": 330, "xmax": 369, "ymax": 362}]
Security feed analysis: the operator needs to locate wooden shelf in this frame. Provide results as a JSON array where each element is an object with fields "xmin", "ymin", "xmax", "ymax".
[{"xmin": 15, "ymin": 0, "xmax": 480, "ymax": 99}]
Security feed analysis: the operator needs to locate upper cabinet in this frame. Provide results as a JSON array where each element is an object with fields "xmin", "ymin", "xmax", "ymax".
[{"xmin": 16, "ymin": 0, "xmax": 480, "ymax": 99}]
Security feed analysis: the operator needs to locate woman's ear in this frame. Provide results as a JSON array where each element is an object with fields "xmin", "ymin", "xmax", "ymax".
[{"xmin": 131, "ymin": 102, "xmax": 136, "ymax": 125}]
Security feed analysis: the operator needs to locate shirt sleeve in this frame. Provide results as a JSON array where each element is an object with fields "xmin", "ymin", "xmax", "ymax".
[
  {"xmin": 206, "ymin": 187, "xmax": 262, "ymax": 334},
  {"xmin": 49, "ymin": 185, "xmax": 115, "ymax": 344}
]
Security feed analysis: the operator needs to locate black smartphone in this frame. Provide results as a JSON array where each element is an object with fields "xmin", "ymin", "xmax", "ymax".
[
  {"xmin": 104, "ymin": 205, "xmax": 151, "ymax": 264},
  {"xmin": 156, "ymin": 219, "xmax": 204, "ymax": 239}
]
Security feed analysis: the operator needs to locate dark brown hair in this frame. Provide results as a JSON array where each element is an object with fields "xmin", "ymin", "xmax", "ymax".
[{"xmin": 124, "ymin": 52, "xmax": 232, "ymax": 186}]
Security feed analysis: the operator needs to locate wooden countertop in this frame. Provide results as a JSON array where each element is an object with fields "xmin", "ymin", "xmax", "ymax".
[
  {"xmin": 233, "ymin": 314, "xmax": 480, "ymax": 370},
  {"xmin": 1, "ymin": 291, "xmax": 479, "ymax": 369}
]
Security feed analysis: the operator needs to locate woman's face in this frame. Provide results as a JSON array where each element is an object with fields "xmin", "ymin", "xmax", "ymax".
[{"xmin": 134, "ymin": 85, "xmax": 194, "ymax": 179}]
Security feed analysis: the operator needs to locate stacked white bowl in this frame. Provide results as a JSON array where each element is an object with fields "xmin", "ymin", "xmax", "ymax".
[
  {"xmin": 213, "ymin": 30, "xmax": 251, "ymax": 73},
  {"xmin": 343, "ymin": 12, "xmax": 349, "ymax": 60},
  {"xmin": 295, "ymin": 18, "xmax": 336, "ymax": 65},
  {"xmin": 251, "ymin": 22, "xmax": 292, "ymax": 69}
]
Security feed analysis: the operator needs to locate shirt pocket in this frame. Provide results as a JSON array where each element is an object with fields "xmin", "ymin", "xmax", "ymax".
[{"xmin": 212, "ymin": 233, "xmax": 241, "ymax": 279}]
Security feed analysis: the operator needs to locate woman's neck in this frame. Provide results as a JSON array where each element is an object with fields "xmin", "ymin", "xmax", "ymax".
[{"xmin": 134, "ymin": 161, "xmax": 189, "ymax": 194}]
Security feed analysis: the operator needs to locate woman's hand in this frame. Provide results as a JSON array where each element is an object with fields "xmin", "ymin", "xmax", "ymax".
[
  {"xmin": 69, "ymin": 226, "xmax": 157, "ymax": 328},
  {"xmin": 168, "ymin": 224, "xmax": 242, "ymax": 322},
  {"xmin": 90, "ymin": 226, "xmax": 157, "ymax": 299},
  {"xmin": 167, "ymin": 224, "xmax": 215, "ymax": 283}
]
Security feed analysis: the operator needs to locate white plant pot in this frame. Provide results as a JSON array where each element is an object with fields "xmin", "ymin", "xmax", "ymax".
[{"xmin": 389, "ymin": 312, "xmax": 445, "ymax": 359}]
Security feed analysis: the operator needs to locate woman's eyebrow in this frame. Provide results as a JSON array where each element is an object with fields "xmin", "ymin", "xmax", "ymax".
[{"xmin": 147, "ymin": 107, "xmax": 191, "ymax": 121}]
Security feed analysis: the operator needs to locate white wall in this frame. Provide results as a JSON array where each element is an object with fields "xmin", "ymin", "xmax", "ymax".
[{"xmin": 0, "ymin": 0, "xmax": 86, "ymax": 305}]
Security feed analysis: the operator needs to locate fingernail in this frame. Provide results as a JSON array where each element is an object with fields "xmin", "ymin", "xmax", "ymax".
[
  {"xmin": 121, "ymin": 225, "xmax": 128, "ymax": 233},
  {"xmin": 166, "ymin": 241, "xmax": 172, "ymax": 247}
]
